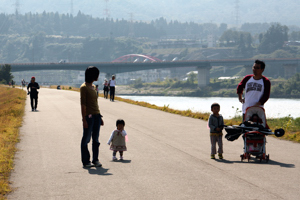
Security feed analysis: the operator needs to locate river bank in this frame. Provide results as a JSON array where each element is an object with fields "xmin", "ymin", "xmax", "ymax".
[
  {"xmin": 116, "ymin": 85, "xmax": 192, "ymax": 96},
  {"xmin": 115, "ymin": 85, "xmax": 300, "ymax": 99}
]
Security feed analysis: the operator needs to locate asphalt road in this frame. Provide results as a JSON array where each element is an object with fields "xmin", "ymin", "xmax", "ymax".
[{"xmin": 9, "ymin": 88, "xmax": 300, "ymax": 200}]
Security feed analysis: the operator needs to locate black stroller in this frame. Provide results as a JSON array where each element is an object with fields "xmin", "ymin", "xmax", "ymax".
[{"xmin": 225, "ymin": 107, "xmax": 285, "ymax": 163}]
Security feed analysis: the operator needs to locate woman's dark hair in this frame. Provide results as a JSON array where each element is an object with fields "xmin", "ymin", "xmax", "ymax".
[
  {"xmin": 116, "ymin": 119, "xmax": 125, "ymax": 126},
  {"xmin": 85, "ymin": 66, "xmax": 99, "ymax": 83}
]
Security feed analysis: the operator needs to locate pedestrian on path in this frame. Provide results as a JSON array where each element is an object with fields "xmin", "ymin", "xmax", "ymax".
[
  {"xmin": 80, "ymin": 66, "xmax": 103, "ymax": 168},
  {"xmin": 27, "ymin": 77, "xmax": 40, "ymax": 111},
  {"xmin": 208, "ymin": 103, "xmax": 224, "ymax": 159},
  {"xmin": 108, "ymin": 75, "xmax": 116, "ymax": 101},
  {"xmin": 103, "ymin": 79, "xmax": 109, "ymax": 99},
  {"xmin": 96, "ymin": 85, "xmax": 99, "ymax": 97},
  {"xmin": 21, "ymin": 79, "xmax": 26, "ymax": 89},
  {"xmin": 107, "ymin": 119, "xmax": 127, "ymax": 161}
]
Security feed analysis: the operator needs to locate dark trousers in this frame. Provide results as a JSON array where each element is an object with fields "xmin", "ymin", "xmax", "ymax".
[
  {"xmin": 103, "ymin": 87, "xmax": 108, "ymax": 99},
  {"xmin": 110, "ymin": 86, "xmax": 115, "ymax": 101},
  {"xmin": 30, "ymin": 95, "xmax": 38, "ymax": 109},
  {"xmin": 113, "ymin": 151, "xmax": 123, "ymax": 157},
  {"xmin": 81, "ymin": 114, "xmax": 101, "ymax": 165}
]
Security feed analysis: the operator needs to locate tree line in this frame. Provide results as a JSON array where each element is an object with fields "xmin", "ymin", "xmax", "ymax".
[
  {"xmin": 0, "ymin": 11, "xmax": 300, "ymax": 63},
  {"xmin": 1, "ymin": 11, "xmax": 300, "ymax": 41},
  {"xmin": 1, "ymin": 12, "xmax": 225, "ymax": 38}
]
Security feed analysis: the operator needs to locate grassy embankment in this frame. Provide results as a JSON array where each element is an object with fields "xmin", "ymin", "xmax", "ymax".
[
  {"xmin": 52, "ymin": 85, "xmax": 300, "ymax": 143},
  {"xmin": 0, "ymin": 86, "xmax": 26, "ymax": 199}
]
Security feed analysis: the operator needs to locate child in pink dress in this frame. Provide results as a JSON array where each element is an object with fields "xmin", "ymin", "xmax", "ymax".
[{"xmin": 107, "ymin": 119, "xmax": 127, "ymax": 161}]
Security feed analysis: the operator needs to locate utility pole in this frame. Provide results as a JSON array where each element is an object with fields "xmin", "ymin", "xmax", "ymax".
[
  {"xmin": 235, "ymin": 0, "xmax": 240, "ymax": 26},
  {"xmin": 104, "ymin": 0, "xmax": 110, "ymax": 19},
  {"xmin": 13, "ymin": 0, "xmax": 21, "ymax": 14},
  {"xmin": 128, "ymin": 13, "xmax": 135, "ymax": 38},
  {"xmin": 70, "ymin": 0, "xmax": 74, "ymax": 16}
]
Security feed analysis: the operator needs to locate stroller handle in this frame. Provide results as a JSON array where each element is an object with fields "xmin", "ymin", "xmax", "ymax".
[{"xmin": 232, "ymin": 125, "xmax": 285, "ymax": 137}]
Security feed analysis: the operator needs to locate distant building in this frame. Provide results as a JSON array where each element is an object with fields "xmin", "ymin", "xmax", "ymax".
[
  {"xmin": 207, "ymin": 35, "xmax": 216, "ymax": 48},
  {"xmin": 284, "ymin": 41, "xmax": 300, "ymax": 46}
]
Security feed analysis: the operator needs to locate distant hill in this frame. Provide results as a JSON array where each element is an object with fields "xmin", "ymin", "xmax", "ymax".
[{"xmin": 0, "ymin": 0, "xmax": 299, "ymax": 26}]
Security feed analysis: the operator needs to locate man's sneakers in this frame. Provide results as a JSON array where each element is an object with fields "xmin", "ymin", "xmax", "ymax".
[
  {"xmin": 92, "ymin": 161, "xmax": 102, "ymax": 167},
  {"xmin": 83, "ymin": 161, "xmax": 102, "ymax": 168},
  {"xmin": 83, "ymin": 162, "xmax": 94, "ymax": 168}
]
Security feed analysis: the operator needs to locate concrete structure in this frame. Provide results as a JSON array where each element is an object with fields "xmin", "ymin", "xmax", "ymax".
[
  {"xmin": 197, "ymin": 64, "xmax": 211, "ymax": 87},
  {"xmin": 8, "ymin": 58, "xmax": 300, "ymax": 87}
]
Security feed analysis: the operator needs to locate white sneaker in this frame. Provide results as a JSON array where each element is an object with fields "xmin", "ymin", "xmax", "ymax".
[
  {"xmin": 112, "ymin": 156, "xmax": 118, "ymax": 161},
  {"xmin": 120, "ymin": 156, "xmax": 124, "ymax": 161}
]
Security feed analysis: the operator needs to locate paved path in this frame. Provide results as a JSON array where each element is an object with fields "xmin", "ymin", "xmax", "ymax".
[{"xmin": 9, "ymin": 88, "xmax": 300, "ymax": 199}]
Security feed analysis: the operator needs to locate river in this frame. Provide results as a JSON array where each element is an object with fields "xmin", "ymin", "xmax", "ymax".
[{"xmin": 118, "ymin": 96, "xmax": 300, "ymax": 119}]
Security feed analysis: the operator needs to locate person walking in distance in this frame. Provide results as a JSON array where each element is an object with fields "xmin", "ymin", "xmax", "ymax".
[
  {"xmin": 80, "ymin": 66, "xmax": 103, "ymax": 168},
  {"xmin": 237, "ymin": 60, "xmax": 271, "ymax": 120},
  {"xmin": 103, "ymin": 79, "xmax": 109, "ymax": 99},
  {"xmin": 108, "ymin": 75, "xmax": 116, "ymax": 101},
  {"xmin": 27, "ymin": 77, "xmax": 40, "ymax": 111},
  {"xmin": 21, "ymin": 79, "xmax": 26, "ymax": 89}
]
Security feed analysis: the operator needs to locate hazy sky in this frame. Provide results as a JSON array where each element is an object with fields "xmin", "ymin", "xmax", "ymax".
[{"xmin": 1, "ymin": 0, "xmax": 299, "ymax": 25}]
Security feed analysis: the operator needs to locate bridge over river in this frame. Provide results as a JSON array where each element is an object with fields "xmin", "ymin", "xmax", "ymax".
[{"xmin": 8, "ymin": 58, "xmax": 300, "ymax": 86}]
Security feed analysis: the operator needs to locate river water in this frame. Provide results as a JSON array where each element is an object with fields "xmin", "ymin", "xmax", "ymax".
[{"xmin": 118, "ymin": 96, "xmax": 300, "ymax": 119}]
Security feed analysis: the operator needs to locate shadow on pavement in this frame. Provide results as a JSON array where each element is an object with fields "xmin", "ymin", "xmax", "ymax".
[
  {"xmin": 213, "ymin": 159, "xmax": 234, "ymax": 164},
  {"xmin": 85, "ymin": 167, "xmax": 113, "ymax": 176},
  {"xmin": 119, "ymin": 159, "xmax": 131, "ymax": 163},
  {"xmin": 110, "ymin": 159, "xmax": 132, "ymax": 164},
  {"xmin": 214, "ymin": 158, "xmax": 295, "ymax": 168},
  {"xmin": 266, "ymin": 160, "xmax": 295, "ymax": 168}
]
